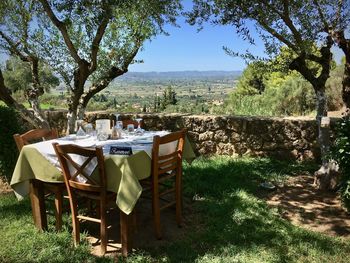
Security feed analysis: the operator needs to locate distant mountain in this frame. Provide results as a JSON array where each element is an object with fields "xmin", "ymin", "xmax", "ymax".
[{"xmin": 114, "ymin": 70, "xmax": 242, "ymax": 82}]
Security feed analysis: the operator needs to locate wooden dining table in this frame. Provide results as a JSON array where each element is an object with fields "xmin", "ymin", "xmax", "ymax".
[{"xmin": 10, "ymin": 131, "xmax": 195, "ymax": 256}]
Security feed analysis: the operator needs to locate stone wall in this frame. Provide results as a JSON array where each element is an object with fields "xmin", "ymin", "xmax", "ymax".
[{"xmin": 46, "ymin": 111, "xmax": 339, "ymax": 161}]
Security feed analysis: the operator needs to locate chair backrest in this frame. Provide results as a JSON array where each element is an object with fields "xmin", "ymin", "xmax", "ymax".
[
  {"xmin": 152, "ymin": 129, "xmax": 186, "ymax": 178},
  {"xmin": 52, "ymin": 143, "xmax": 107, "ymax": 194},
  {"xmin": 13, "ymin": 128, "xmax": 58, "ymax": 151},
  {"xmin": 122, "ymin": 120, "xmax": 141, "ymax": 129}
]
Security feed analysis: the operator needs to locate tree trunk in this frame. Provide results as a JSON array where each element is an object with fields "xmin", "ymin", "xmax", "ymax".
[
  {"xmin": 28, "ymin": 97, "xmax": 50, "ymax": 129},
  {"xmin": 74, "ymin": 66, "xmax": 127, "ymax": 128},
  {"xmin": 66, "ymin": 110, "xmax": 77, "ymax": 135},
  {"xmin": 79, "ymin": 67, "xmax": 126, "ymax": 110},
  {"xmin": 315, "ymin": 87, "xmax": 328, "ymax": 162},
  {"xmin": 342, "ymin": 60, "xmax": 350, "ymax": 113},
  {"xmin": 67, "ymin": 62, "xmax": 90, "ymax": 134},
  {"xmin": 313, "ymin": 86, "xmax": 339, "ymax": 190},
  {"xmin": 0, "ymin": 69, "xmax": 48, "ymax": 128},
  {"xmin": 77, "ymin": 106, "xmax": 85, "ymax": 120}
]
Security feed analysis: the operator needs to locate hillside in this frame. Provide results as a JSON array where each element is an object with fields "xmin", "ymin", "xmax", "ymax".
[{"xmin": 114, "ymin": 70, "xmax": 242, "ymax": 83}]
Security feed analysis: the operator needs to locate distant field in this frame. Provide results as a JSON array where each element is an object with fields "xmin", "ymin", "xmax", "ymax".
[
  {"xmin": 102, "ymin": 71, "xmax": 240, "ymax": 112},
  {"xmin": 9, "ymin": 71, "xmax": 241, "ymax": 113}
]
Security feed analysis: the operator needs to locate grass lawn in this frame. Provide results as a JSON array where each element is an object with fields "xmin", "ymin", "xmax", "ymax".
[{"xmin": 1, "ymin": 156, "xmax": 350, "ymax": 262}]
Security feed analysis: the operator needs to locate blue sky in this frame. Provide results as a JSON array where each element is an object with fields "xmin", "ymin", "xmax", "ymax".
[
  {"xmin": 129, "ymin": 17, "xmax": 263, "ymax": 72},
  {"xmin": 129, "ymin": 16, "xmax": 344, "ymax": 72}
]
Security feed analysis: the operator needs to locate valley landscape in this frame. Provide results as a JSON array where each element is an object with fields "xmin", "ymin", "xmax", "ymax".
[{"xmin": 54, "ymin": 71, "xmax": 241, "ymax": 113}]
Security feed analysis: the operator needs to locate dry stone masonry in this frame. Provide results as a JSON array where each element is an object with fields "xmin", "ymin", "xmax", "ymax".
[{"xmin": 46, "ymin": 111, "xmax": 339, "ymax": 161}]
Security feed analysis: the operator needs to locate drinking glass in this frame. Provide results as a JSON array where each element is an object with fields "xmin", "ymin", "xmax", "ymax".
[
  {"xmin": 75, "ymin": 120, "xmax": 86, "ymax": 136},
  {"xmin": 95, "ymin": 119, "xmax": 110, "ymax": 141},
  {"xmin": 116, "ymin": 121, "xmax": 123, "ymax": 129},
  {"xmin": 115, "ymin": 113, "xmax": 120, "ymax": 122},
  {"xmin": 85, "ymin": 123, "xmax": 95, "ymax": 137},
  {"xmin": 96, "ymin": 123, "xmax": 108, "ymax": 141},
  {"xmin": 127, "ymin": 124, "xmax": 135, "ymax": 133},
  {"xmin": 135, "ymin": 118, "xmax": 143, "ymax": 135}
]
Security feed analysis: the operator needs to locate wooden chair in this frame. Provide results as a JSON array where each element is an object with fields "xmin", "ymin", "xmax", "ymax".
[
  {"xmin": 13, "ymin": 128, "xmax": 65, "ymax": 231},
  {"xmin": 141, "ymin": 129, "xmax": 186, "ymax": 239},
  {"xmin": 53, "ymin": 143, "xmax": 117, "ymax": 255}
]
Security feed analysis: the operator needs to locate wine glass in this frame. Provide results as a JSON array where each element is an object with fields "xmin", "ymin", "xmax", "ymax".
[
  {"xmin": 85, "ymin": 123, "xmax": 95, "ymax": 137},
  {"xmin": 115, "ymin": 113, "xmax": 120, "ymax": 123},
  {"xmin": 75, "ymin": 120, "xmax": 86, "ymax": 136},
  {"xmin": 135, "ymin": 118, "xmax": 143, "ymax": 135}
]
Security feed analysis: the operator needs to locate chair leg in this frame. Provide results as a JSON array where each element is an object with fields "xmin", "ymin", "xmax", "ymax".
[
  {"xmin": 96, "ymin": 201, "xmax": 101, "ymax": 218},
  {"xmin": 100, "ymin": 200, "xmax": 107, "ymax": 255},
  {"xmin": 152, "ymin": 185, "xmax": 162, "ymax": 239},
  {"xmin": 175, "ymin": 172, "xmax": 182, "ymax": 227},
  {"xmin": 54, "ymin": 189, "xmax": 63, "ymax": 231},
  {"xmin": 70, "ymin": 193, "xmax": 80, "ymax": 246}
]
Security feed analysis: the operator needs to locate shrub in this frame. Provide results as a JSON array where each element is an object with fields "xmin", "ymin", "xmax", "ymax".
[
  {"xmin": 332, "ymin": 115, "xmax": 350, "ymax": 211},
  {"xmin": 0, "ymin": 105, "xmax": 23, "ymax": 182},
  {"xmin": 223, "ymin": 75, "xmax": 316, "ymax": 117}
]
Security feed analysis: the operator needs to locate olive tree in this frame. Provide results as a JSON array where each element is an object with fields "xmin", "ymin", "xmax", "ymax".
[
  {"xmin": 0, "ymin": 0, "xmax": 51, "ymax": 128},
  {"xmin": 189, "ymin": 1, "xmax": 343, "ymax": 156},
  {"xmin": 0, "ymin": 0, "xmax": 182, "ymax": 132}
]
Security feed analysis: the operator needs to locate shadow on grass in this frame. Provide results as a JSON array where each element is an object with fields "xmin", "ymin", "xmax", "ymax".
[
  {"xmin": 2, "ymin": 157, "xmax": 349, "ymax": 262},
  {"xmin": 0, "ymin": 192, "xmax": 32, "ymax": 219},
  {"xmin": 132, "ymin": 156, "xmax": 350, "ymax": 262}
]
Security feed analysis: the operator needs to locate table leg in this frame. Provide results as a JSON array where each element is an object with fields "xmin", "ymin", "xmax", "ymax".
[
  {"xmin": 120, "ymin": 211, "xmax": 133, "ymax": 257},
  {"xmin": 29, "ymin": 179, "xmax": 48, "ymax": 231}
]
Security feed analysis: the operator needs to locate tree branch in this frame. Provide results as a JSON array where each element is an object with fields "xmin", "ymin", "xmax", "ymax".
[
  {"xmin": 79, "ymin": 32, "xmax": 143, "ymax": 111},
  {"xmin": 0, "ymin": 31, "xmax": 31, "ymax": 62},
  {"xmin": 89, "ymin": 16, "xmax": 110, "ymax": 73},
  {"xmin": 80, "ymin": 67, "xmax": 126, "ymax": 109},
  {"xmin": 0, "ymin": 69, "xmax": 43, "ymax": 128},
  {"xmin": 38, "ymin": 0, "xmax": 81, "ymax": 63},
  {"xmin": 312, "ymin": 0, "xmax": 330, "ymax": 31},
  {"xmin": 289, "ymin": 53, "xmax": 317, "ymax": 84},
  {"xmin": 332, "ymin": 0, "xmax": 344, "ymax": 29},
  {"xmin": 258, "ymin": 0, "xmax": 304, "ymax": 48},
  {"xmin": 258, "ymin": 19, "xmax": 298, "ymax": 52},
  {"xmin": 280, "ymin": 7, "xmax": 304, "ymax": 47}
]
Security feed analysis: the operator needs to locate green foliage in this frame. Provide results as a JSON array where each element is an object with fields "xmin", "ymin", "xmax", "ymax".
[
  {"xmin": 332, "ymin": 116, "xmax": 350, "ymax": 211},
  {"xmin": 0, "ymin": 105, "xmax": 23, "ymax": 181},
  {"xmin": 2, "ymin": 57, "xmax": 59, "ymax": 93},
  {"xmin": 221, "ymin": 46, "xmax": 343, "ymax": 117},
  {"xmin": 236, "ymin": 61, "xmax": 267, "ymax": 94},
  {"xmin": 326, "ymin": 64, "xmax": 344, "ymax": 111},
  {"xmin": 39, "ymin": 93, "xmax": 66, "ymax": 110},
  {"xmin": 154, "ymin": 86, "xmax": 178, "ymax": 111},
  {"xmin": 92, "ymin": 94, "xmax": 108, "ymax": 103},
  {"xmin": 188, "ymin": 1, "xmax": 348, "ymax": 59},
  {"xmin": 32, "ymin": 0, "xmax": 182, "ymax": 84},
  {"xmin": 223, "ymin": 59, "xmax": 317, "ymax": 116}
]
